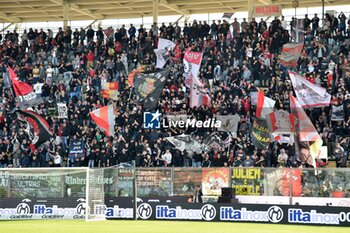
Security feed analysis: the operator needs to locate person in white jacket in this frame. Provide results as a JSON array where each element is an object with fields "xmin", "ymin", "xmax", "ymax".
[{"xmin": 162, "ymin": 149, "xmax": 172, "ymax": 167}]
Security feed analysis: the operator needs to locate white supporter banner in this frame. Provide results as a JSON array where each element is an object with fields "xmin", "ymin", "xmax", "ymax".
[{"xmin": 57, "ymin": 102, "xmax": 68, "ymax": 119}]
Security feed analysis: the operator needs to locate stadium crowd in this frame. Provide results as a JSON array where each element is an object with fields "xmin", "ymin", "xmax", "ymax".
[{"xmin": 0, "ymin": 13, "xmax": 349, "ymax": 171}]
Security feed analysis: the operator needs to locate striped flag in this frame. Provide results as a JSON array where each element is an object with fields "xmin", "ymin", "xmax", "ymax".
[
  {"xmin": 16, "ymin": 110, "xmax": 53, "ymax": 148},
  {"xmin": 102, "ymin": 82, "xmax": 119, "ymax": 100},
  {"xmin": 90, "ymin": 105, "xmax": 115, "ymax": 137},
  {"xmin": 256, "ymin": 90, "xmax": 275, "ymax": 119},
  {"xmin": 279, "ymin": 43, "xmax": 303, "ymax": 67},
  {"xmin": 266, "ymin": 110, "xmax": 295, "ymax": 142}
]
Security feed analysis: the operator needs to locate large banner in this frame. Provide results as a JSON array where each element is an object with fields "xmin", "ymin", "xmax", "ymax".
[
  {"xmin": 136, "ymin": 169, "xmax": 172, "ymax": 197},
  {"xmin": 173, "ymin": 169, "xmax": 202, "ymax": 196},
  {"xmin": 105, "ymin": 202, "xmax": 350, "ymax": 226},
  {"xmin": 2, "ymin": 171, "xmax": 63, "ymax": 198},
  {"xmin": 251, "ymin": 118, "xmax": 270, "ymax": 150},
  {"xmin": 265, "ymin": 168, "xmax": 302, "ymax": 197},
  {"xmin": 231, "ymin": 168, "xmax": 262, "ymax": 195},
  {"xmin": 0, "ymin": 197, "xmax": 86, "ymax": 220},
  {"xmin": 201, "ymin": 168, "xmax": 230, "ymax": 196},
  {"xmin": 1, "ymin": 198, "xmax": 350, "ymax": 225}
]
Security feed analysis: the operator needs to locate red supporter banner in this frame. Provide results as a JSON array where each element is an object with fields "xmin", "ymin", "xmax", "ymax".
[{"xmin": 254, "ymin": 5, "xmax": 281, "ymax": 17}]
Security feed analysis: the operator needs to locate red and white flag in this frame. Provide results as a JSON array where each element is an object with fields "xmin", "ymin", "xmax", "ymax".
[
  {"xmin": 102, "ymin": 82, "xmax": 119, "ymax": 100},
  {"xmin": 280, "ymin": 43, "xmax": 303, "ymax": 67},
  {"xmin": 266, "ymin": 110, "xmax": 294, "ymax": 133},
  {"xmin": 289, "ymin": 71, "xmax": 331, "ymax": 108},
  {"xmin": 90, "ymin": 105, "xmax": 115, "ymax": 137},
  {"xmin": 190, "ymin": 75, "xmax": 211, "ymax": 108},
  {"xmin": 183, "ymin": 50, "xmax": 203, "ymax": 87},
  {"xmin": 290, "ymin": 95, "xmax": 320, "ymax": 142},
  {"xmin": 290, "ymin": 95, "xmax": 322, "ymax": 167},
  {"xmin": 9, "ymin": 66, "xmax": 43, "ymax": 110},
  {"xmin": 256, "ymin": 90, "xmax": 275, "ymax": 118}
]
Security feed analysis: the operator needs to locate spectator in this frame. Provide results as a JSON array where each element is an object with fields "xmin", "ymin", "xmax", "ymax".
[
  {"xmin": 334, "ymin": 143, "xmax": 345, "ymax": 168},
  {"xmin": 242, "ymin": 155, "xmax": 254, "ymax": 167},
  {"xmin": 0, "ymin": 15, "xmax": 348, "ymax": 170},
  {"xmin": 163, "ymin": 148, "xmax": 172, "ymax": 167}
]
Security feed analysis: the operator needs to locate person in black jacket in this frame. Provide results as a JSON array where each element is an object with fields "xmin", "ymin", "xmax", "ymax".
[
  {"xmin": 87, "ymin": 26, "xmax": 95, "ymax": 43},
  {"xmin": 193, "ymin": 185, "xmax": 203, "ymax": 203}
]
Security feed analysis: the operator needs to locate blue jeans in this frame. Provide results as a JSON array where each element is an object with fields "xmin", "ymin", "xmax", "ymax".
[
  {"xmin": 62, "ymin": 136, "xmax": 68, "ymax": 150},
  {"xmin": 68, "ymin": 158, "xmax": 75, "ymax": 167},
  {"xmin": 214, "ymin": 66, "xmax": 221, "ymax": 79},
  {"xmin": 192, "ymin": 160, "xmax": 202, "ymax": 167},
  {"xmin": 52, "ymin": 57, "xmax": 58, "ymax": 66}
]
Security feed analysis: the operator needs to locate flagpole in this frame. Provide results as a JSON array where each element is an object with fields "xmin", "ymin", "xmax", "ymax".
[{"xmin": 127, "ymin": 86, "xmax": 133, "ymax": 110}]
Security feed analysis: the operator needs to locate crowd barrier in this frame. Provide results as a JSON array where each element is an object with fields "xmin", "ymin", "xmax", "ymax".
[{"xmin": 0, "ymin": 167, "xmax": 349, "ymax": 225}]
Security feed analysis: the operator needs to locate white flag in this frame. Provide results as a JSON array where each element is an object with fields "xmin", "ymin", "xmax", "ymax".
[
  {"xmin": 216, "ymin": 115, "xmax": 240, "ymax": 136},
  {"xmin": 154, "ymin": 38, "xmax": 175, "ymax": 68},
  {"xmin": 289, "ymin": 71, "xmax": 331, "ymax": 108}
]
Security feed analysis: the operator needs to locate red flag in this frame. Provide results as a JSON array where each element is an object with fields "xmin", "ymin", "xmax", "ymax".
[
  {"xmin": 9, "ymin": 66, "xmax": 43, "ymax": 109},
  {"xmin": 9, "ymin": 66, "xmax": 33, "ymax": 96},
  {"xmin": 90, "ymin": 105, "xmax": 115, "ymax": 137}
]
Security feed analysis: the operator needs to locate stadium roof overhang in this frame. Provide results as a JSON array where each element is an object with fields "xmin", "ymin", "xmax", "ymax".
[{"xmin": 0, "ymin": 0, "xmax": 348, "ymax": 23}]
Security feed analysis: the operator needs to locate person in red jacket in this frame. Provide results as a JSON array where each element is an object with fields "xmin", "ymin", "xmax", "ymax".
[{"xmin": 86, "ymin": 50, "xmax": 94, "ymax": 68}]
